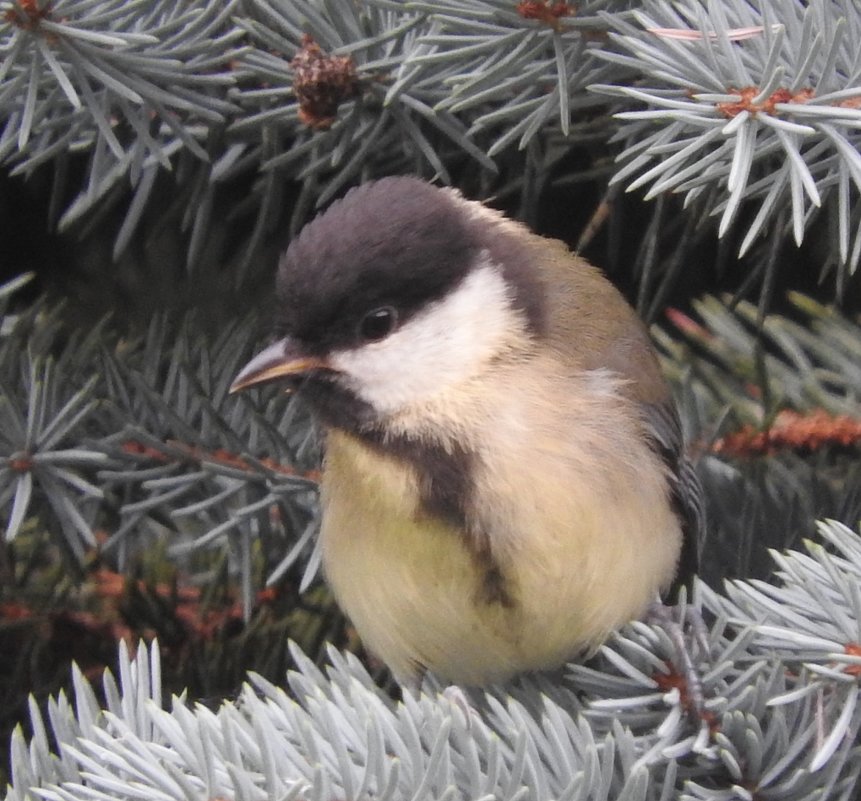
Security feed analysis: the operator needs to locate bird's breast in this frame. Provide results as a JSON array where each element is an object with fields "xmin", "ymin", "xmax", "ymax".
[
  {"xmin": 318, "ymin": 389, "xmax": 682, "ymax": 686},
  {"xmin": 319, "ymin": 429, "xmax": 520, "ymax": 684}
]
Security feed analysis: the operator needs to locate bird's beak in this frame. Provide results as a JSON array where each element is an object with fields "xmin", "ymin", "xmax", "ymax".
[{"xmin": 230, "ymin": 338, "xmax": 330, "ymax": 393}]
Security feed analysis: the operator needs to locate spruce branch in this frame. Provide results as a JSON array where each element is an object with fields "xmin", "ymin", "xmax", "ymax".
[
  {"xmin": 592, "ymin": 0, "xmax": 861, "ymax": 268},
  {"xmin": 2, "ymin": 0, "xmax": 860, "ymax": 300},
  {"xmin": 0, "ymin": 0, "xmax": 242, "ymax": 168},
  {"xmin": 94, "ymin": 314, "xmax": 322, "ymax": 609},
  {"xmin": 1, "ymin": 0, "xmax": 635, "ymax": 267},
  {"xmin": 389, "ymin": 0, "xmax": 625, "ymax": 157},
  {"xmin": 0, "ymin": 0, "xmax": 247, "ymax": 268},
  {"xmin": 0, "ymin": 353, "xmax": 106, "ymax": 562},
  {"xmin": 0, "ymin": 283, "xmax": 322, "ymax": 615},
  {"xmin": 6, "ymin": 523, "xmax": 861, "ymax": 800},
  {"xmin": 231, "ymin": 0, "xmax": 500, "ymax": 231}
]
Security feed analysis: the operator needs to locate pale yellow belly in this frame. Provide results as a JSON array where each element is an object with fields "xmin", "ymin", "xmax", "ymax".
[{"xmin": 319, "ymin": 428, "xmax": 681, "ymax": 686}]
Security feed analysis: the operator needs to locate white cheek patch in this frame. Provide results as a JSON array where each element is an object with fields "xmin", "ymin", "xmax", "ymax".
[{"xmin": 329, "ymin": 258, "xmax": 524, "ymax": 415}]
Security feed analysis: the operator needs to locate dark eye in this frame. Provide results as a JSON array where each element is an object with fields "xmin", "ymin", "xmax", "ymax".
[{"xmin": 359, "ymin": 306, "xmax": 398, "ymax": 342}]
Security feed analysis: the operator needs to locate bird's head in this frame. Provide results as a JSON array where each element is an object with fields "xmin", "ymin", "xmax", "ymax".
[{"xmin": 231, "ymin": 177, "xmax": 546, "ymax": 434}]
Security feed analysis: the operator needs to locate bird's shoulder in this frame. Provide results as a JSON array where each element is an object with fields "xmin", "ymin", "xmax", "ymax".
[{"xmin": 524, "ymin": 234, "xmax": 669, "ymax": 408}]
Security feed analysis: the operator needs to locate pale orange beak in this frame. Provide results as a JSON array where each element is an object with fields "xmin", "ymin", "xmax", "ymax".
[{"xmin": 230, "ymin": 339, "xmax": 330, "ymax": 393}]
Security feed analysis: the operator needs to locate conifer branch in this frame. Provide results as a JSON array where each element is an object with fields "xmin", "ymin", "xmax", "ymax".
[
  {"xmin": 593, "ymin": 0, "xmax": 861, "ymax": 267},
  {"xmin": 6, "ymin": 523, "xmax": 861, "ymax": 800}
]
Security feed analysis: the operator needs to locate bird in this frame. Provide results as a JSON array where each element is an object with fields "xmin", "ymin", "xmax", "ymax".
[{"xmin": 231, "ymin": 176, "xmax": 702, "ymax": 688}]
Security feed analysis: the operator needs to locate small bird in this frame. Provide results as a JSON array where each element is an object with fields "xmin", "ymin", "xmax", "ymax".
[{"xmin": 232, "ymin": 177, "xmax": 702, "ymax": 687}]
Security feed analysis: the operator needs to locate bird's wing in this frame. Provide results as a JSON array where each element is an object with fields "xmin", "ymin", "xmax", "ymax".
[
  {"xmin": 532, "ymin": 236, "xmax": 705, "ymax": 591},
  {"xmin": 640, "ymin": 398, "xmax": 705, "ymax": 594}
]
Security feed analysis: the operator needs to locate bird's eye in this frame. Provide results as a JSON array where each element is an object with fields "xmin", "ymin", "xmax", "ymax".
[{"xmin": 359, "ymin": 306, "xmax": 398, "ymax": 342}]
